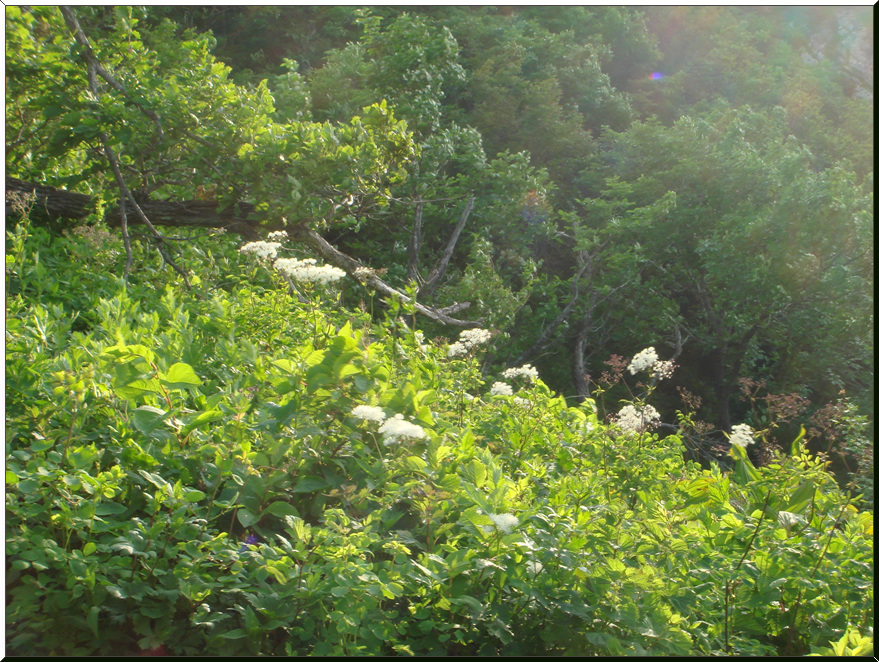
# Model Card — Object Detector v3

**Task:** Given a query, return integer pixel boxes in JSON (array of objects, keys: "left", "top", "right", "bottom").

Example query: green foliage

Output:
[
  {"left": 6, "top": 210, "right": 872, "bottom": 656},
  {"left": 5, "top": 9, "right": 873, "bottom": 654}
]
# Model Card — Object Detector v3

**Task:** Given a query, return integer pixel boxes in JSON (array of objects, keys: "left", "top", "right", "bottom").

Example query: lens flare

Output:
[{"left": 650, "top": 72, "right": 665, "bottom": 80}]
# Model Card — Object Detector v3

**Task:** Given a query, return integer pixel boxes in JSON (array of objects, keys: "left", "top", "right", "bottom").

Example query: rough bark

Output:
[
  {"left": 6, "top": 176, "right": 262, "bottom": 237},
  {"left": 6, "top": 177, "right": 97, "bottom": 224}
]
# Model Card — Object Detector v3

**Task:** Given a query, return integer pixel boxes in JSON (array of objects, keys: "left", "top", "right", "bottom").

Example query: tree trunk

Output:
[
  {"left": 6, "top": 176, "right": 262, "bottom": 237},
  {"left": 6, "top": 177, "right": 97, "bottom": 225}
]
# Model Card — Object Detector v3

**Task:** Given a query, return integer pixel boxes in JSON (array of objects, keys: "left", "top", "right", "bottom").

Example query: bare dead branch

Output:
[
  {"left": 287, "top": 223, "right": 482, "bottom": 328},
  {"left": 418, "top": 194, "right": 475, "bottom": 300},
  {"left": 406, "top": 197, "right": 425, "bottom": 284}
]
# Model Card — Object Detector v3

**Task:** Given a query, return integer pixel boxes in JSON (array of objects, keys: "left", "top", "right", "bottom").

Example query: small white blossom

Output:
[
  {"left": 266, "top": 230, "right": 288, "bottom": 242},
  {"left": 274, "top": 258, "right": 347, "bottom": 285},
  {"left": 351, "top": 405, "right": 386, "bottom": 423},
  {"left": 502, "top": 364, "right": 539, "bottom": 383},
  {"left": 353, "top": 266, "right": 375, "bottom": 281},
  {"left": 616, "top": 404, "right": 660, "bottom": 433},
  {"left": 448, "top": 328, "right": 492, "bottom": 357},
  {"left": 512, "top": 397, "right": 529, "bottom": 406},
  {"left": 729, "top": 423, "right": 755, "bottom": 448},
  {"left": 489, "top": 382, "right": 513, "bottom": 396},
  {"left": 628, "top": 347, "right": 659, "bottom": 375},
  {"left": 239, "top": 240, "right": 282, "bottom": 262},
  {"left": 378, "top": 414, "right": 427, "bottom": 443},
  {"left": 652, "top": 360, "right": 675, "bottom": 381},
  {"left": 488, "top": 513, "right": 519, "bottom": 535}
]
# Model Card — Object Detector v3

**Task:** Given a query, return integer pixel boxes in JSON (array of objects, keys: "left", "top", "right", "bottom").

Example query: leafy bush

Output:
[{"left": 6, "top": 222, "right": 872, "bottom": 656}]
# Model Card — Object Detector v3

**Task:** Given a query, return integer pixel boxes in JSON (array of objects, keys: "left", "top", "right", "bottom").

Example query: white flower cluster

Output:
[
  {"left": 378, "top": 414, "right": 427, "bottom": 445},
  {"left": 351, "top": 405, "right": 386, "bottom": 423},
  {"left": 628, "top": 347, "right": 659, "bottom": 375},
  {"left": 653, "top": 360, "right": 675, "bottom": 381},
  {"left": 489, "top": 381, "right": 513, "bottom": 396},
  {"left": 488, "top": 513, "right": 519, "bottom": 535},
  {"left": 729, "top": 423, "right": 755, "bottom": 448},
  {"left": 616, "top": 404, "right": 661, "bottom": 433},
  {"left": 447, "top": 328, "right": 492, "bottom": 357},
  {"left": 266, "top": 230, "right": 288, "bottom": 242},
  {"left": 353, "top": 266, "right": 375, "bottom": 281},
  {"left": 239, "top": 240, "right": 283, "bottom": 262},
  {"left": 274, "top": 257, "right": 347, "bottom": 285},
  {"left": 502, "top": 364, "right": 539, "bottom": 383}
]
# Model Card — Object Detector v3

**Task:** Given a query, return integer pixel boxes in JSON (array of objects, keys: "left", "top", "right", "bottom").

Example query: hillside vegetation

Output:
[{"left": 5, "top": 5, "right": 873, "bottom": 656}]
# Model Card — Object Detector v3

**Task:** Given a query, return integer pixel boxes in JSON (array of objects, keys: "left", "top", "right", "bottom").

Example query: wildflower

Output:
[
  {"left": 628, "top": 347, "right": 659, "bottom": 375},
  {"left": 266, "top": 230, "right": 288, "bottom": 242},
  {"left": 616, "top": 404, "right": 660, "bottom": 433},
  {"left": 502, "top": 364, "right": 539, "bottom": 383},
  {"left": 239, "top": 533, "right": 260, "bottom": 552},
  {"left": 239, "top": 240, "right": 282, "bottom": 262},
  {"left": 352, "top": 405, "right": 386, "bottom": 423},
  {"left": 489, "top": 382, "right": 513, "bottom": 396},
  {"left": 653, "top": 360, "right": 675, "bottom": 381},
  {"left": 378, "top": 414, "right": 427, "bottom": 444},
  {"left": 512, "top": 397, "right": 529, "bottom": 406},
  {"left": 488, "top": 513, "right": 519, "bottom": 535},
  {"left": 448, "top": 327, "right": 492, "bottom": 357},
  {"left": 274, "top": 257, "right": 346, "bottom": 285},
  {"left": 728, "top": 423, "right": 755, "bottom": 448},
  {"left": 353, "top": 266, "right": 375, "bottom": 281}
]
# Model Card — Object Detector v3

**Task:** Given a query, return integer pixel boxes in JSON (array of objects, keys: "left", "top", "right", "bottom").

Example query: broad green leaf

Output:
[
  {"left": 161, "top": 362, "right": 202, "bottom": 389},
  {"left": 237, "top": 508, "right": 261, "bottom": 528},
  {"left": 31, "top": 437, "right": 55, "bottom": 452},
  {"left": 264, "top": 501, "right": 299, "bottom": 518},
  {"left": 184, "top": 489, "right": 206, "bottom": 503},
  {"left": 132, "top": 405, "right": 167, "bottom": 434},
  {"left": 180, "top": 409, "right": 224, "bottom": 437},
  {"left": 115, "top": 378, "right": 164, "bottom": 399},
  {"left": 293, "top": 476, "right": 329, "bottom": 493}
]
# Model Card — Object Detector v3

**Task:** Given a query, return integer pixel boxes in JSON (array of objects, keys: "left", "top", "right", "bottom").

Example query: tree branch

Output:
[
  {"left": 60, "top": 6, "right": 190, "bottom": 287},
  {"left": 512, "top": 255, "right": 591, "bottom": 366},
  {"left": 418, "top": 194, "right": 475, "bottom": 300},
  {"left": 406, "top": 196, "right": 425, "bottom": 285},
  {"left": 286, "top": 223, "right": 482, "bottom": 328},
  {"left": 60, "top": 6, "right": 164, "bottom": 142}
]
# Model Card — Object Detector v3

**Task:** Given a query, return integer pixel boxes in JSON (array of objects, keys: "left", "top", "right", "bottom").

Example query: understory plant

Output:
[{"left": 6, "top": 221, "right": 873, "bottom": 655}]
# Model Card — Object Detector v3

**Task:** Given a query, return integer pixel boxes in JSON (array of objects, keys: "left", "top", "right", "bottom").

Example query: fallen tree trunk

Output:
[
  {"left": 6, "top": 176, "right": 97, "bottom": 224},
  {"left": 6, "top": 175, "right": 480, "bottom": 327},
  {"left": 6, "top": 176, "right": 263, "bottom": 238}
]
